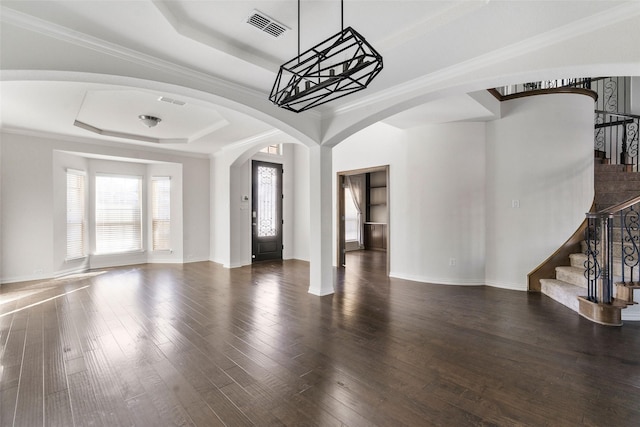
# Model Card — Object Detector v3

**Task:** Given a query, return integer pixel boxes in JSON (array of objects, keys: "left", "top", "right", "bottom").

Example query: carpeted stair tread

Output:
[
  {"left": 555, "top": 266, "right": 587, "bottom": 288},
  {"left": 540, "top": 279, "right": 584, "bottom": 312}
]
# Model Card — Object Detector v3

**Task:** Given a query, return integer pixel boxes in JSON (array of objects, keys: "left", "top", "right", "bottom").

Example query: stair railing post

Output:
[
  {"left": 602, "top": 213, "right": 613, "bottom": 304},
  {"left": 585, "top": 213, "right": 601, "bottom": 302},
  {"left": 585, "top": 212, "right": 613, "bottom": 303}
]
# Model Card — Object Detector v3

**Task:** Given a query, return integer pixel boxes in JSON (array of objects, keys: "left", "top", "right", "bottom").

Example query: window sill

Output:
[{"left": 93, "top": 249, "right": 146, "bottom": 256}]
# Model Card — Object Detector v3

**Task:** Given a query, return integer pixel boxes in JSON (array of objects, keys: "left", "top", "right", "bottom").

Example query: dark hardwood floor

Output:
[{"left": 1, "top": 250, "right": 640, "bottom": 426}]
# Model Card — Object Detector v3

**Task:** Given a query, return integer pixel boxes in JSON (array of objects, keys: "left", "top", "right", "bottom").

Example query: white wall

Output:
[
  {"left": 631, "top": 76, "right": 640, "bottom": 116},
  {"left": 0, "top": 138, "right": 3, "bottom": 280},
  {"left": 213, "top": 141, "right": 300, "bottom": 268},
  {"left": 231, "top": 144, "right": 296, "bottom": 266},
  {"left": 334, "top": 121, "right": 487, "bottom": 285},
  {"left": 292, "top": 144, "right": 310, "bottom": 262},
  {"left": 1, "top": 132, "right": 209, "bottom": 283},
  {"left": 485, "top": 93, "right": 594, "bottom": 290},
  {"left": 1, "top": 134, "right": 55, "bottom": 282}
]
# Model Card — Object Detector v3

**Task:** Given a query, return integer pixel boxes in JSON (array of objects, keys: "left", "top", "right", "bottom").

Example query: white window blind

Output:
[
  {"left": 151, "top": 177, "right": 171, "bottom": 251},
  {"left": 66, "top": 170, "right": 86, "bottom": 259},
  {"left": 95, "top": 175, "right": 142, "bottom": 254}
]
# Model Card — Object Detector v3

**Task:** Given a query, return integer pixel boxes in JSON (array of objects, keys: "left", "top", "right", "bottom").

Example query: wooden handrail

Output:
[
  {"left": 596, "top": 194, "right": 640, "bottom": 215},
  {"left": 489, "top": 87, "right": 598, "bottom": 102},
  {"left": 594, "top": 110, "right": 640, "bottom": 120}
]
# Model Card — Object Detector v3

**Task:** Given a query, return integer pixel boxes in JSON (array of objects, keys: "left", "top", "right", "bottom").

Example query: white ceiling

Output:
[{"left": 1, "top": 1, "right": 639, "bottom": 154}]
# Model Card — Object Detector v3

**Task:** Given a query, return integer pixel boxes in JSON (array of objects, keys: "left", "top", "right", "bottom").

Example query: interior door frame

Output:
[
  {"left": 337, "top": 165, "right": 390, "bottom": 275},
  {"left": 251, "top": 160, "right": 283, "bottom": 262}
]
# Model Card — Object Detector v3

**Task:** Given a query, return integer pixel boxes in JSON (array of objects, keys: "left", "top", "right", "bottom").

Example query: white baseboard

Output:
[
  {"left": 183, "top": 257, "right": 210, "bottom": 264},
  {"left": 389, "top": 271, "right": 484, "bottom": 286},
  {"left": 147, "top": 258, "right": 184, "bottom": 264},
  {"left": 484, "top": 280, "right": 527, "bottom": 291},
  {"left": 55, "top": 266, "right": 89, "bottom": 278},
  {"left": 1, "top": 272, "right": 51, "bottom": 285},
  {"left": 622, "top": 313, "right": 640, "bottom": 321}
]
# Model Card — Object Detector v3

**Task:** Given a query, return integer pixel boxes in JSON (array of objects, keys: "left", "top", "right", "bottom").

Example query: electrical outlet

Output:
[
  {"left": 511, "top": 199, "right": 520, "bottom": 208},
  {"left": 449, "top": 258, "right": 456, "bottom": 267}
]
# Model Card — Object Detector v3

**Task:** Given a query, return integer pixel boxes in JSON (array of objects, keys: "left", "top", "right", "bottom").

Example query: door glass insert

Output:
[{"left": 257, "top": 165, "right": 278, "bottom": 237}]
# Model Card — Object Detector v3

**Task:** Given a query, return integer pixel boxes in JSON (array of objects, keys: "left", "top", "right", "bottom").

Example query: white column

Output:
[{"left": 308, "top": 144, "right": 335, "bottom": 296}]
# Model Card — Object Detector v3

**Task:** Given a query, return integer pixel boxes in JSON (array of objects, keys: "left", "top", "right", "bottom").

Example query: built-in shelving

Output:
[{"left": 365, "top": 171, "right": 387, "bottom": 251}]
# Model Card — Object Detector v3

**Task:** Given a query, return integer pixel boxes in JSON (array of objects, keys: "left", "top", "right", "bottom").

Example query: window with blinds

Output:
[
  {"left": 66, "top": 169, "right": 86, "bottom": 259},
  {"left": 151, "top": 177, "right": 171, "bottom": 251},
  {"left": 95, "top": 174, "right": 142, "bottom": 254}
]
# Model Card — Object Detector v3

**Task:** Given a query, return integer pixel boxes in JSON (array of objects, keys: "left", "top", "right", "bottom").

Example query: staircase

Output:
[
  {"left": 540, "top": 163, "right": 640, "bottom": 325},
  {"left": 540, "top": 233, "right": 639, "bottom": 326},
  {"left": 497, "top": 76, "right": 640, "bottom": 325}
]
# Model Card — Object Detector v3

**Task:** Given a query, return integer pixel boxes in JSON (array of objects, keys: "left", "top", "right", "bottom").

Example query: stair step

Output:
[
  {"left": 580, "top": 241, "right": 640, "bottom": 264},
  {"left": 540, "top": 279, "right": 584, "bottom": 312},
  {"left": 612, "top": 298, "right": 636, "bottom": 308},
  {"left": 595, "top": 163, "right": 626, "bottom": 172},
  {"left": 569, "top": 253, "right": 586, "bottom": 268},
  {"left": 616, "top": 281, "right": 640, "bottom": 289},
  {"left": 555, "top": 266, "right": 587, "bottom": 288},
  {"left": 570, "top": 252, "right": 638, "bottom": 278},
  {"left": 614, "top": 282, "right": 640, "bottom": 305}
]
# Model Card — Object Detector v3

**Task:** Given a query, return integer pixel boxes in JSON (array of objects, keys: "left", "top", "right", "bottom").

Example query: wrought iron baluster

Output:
[
  {"left": 584, "top": 215, "right": 602, "bottom": 302},
  {"left": 623, "top": 206, "right": 640, "bottom": 283}
]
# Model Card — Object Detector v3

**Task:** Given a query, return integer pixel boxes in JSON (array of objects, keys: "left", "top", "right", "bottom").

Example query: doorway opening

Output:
[
  {"left": 252, "top": 160, "right": 283, "bottom": 262},
  {"left": 337, "top": 165, "right": 389, "bottom": 275}
]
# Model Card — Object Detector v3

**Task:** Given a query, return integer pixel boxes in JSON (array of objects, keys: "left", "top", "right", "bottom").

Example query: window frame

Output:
[
  {"left": 151, "top": 176, "right": 171, "bottom": 251},
  {"left": 94, "top": 173, "right": 143, "bottom": 255},
  {"left": 66, "top": 169, "right": 87, "bottom": 261}
]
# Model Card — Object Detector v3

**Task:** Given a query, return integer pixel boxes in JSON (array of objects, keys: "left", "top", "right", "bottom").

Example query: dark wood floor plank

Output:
[
  {"left": 151, "top": 357, "right": 222, "bottom": 426},
  {"left": 67, "top": 370, "right": 106, "bottom": 427},
  {"left": 3, "top": 252, "right": 640, "bottom": 426},
  {"left": 13, "top": 307, "right": 45, "bottom": 427},
  {"left": 43, "top": 301, "right": 68, "bottom": 397},
  {"left": 45, "top": 389, "right": 75, "bottom": 427},
  {"left": 0, "top": 386, "right": 19, "bottom": 427}
]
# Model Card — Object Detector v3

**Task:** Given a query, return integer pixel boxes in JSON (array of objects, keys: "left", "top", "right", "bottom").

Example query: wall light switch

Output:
[{"left": 511, "top": 199, "right": 520, "bottom": 208}]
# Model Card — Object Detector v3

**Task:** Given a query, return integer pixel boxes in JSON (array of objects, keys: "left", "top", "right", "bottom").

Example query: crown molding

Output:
[
  {"left": 0, "top": 5, "right": 269, "bottom": 105},
  {"left": 330, "top": 1, "right": 640, "bottom": 116},
  {"left": 151, "top": 0, "right": 280, "bottom": 72},
  {"left": 0, "top": 126, "right": 212, "bottom": 159}
]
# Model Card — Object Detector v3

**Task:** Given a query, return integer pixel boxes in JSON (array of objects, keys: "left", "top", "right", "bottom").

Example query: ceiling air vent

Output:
[
  {"left": 246, "top": 10, "right": 289, "bottom": 38},
  {"left": 158, "top": 96, "right": 186, "bottom": 106}
]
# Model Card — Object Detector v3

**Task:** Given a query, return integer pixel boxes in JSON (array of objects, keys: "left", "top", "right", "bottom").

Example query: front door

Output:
[{"left": 252, "top": 161, "right": 283, "bottom": 262}]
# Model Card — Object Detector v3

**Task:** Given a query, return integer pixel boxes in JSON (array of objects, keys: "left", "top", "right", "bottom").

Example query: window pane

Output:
[
  {"left": 345, "top": 189, "right": 359, "bottom": 241},
  {"left": 260, "top": 144, "right": 281, "bottom": 155},
  {"left": 152, "top": 177, "right": 171, "bottom": 251},
  {"left": 66, "top": 171, "right": 86, "bottom": 259},
  {"left": 257, "top": 165, "right": 277, "bottom": 237},
  {"left": 95, "top": 175, "right": 142, "bottom": 254}
]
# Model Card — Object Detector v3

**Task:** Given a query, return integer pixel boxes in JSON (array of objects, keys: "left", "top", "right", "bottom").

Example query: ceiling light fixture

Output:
[
  {"left": 269, "top": 0, "right": 383, "bottom": 113},
  {"left": 138, "top": 115, "right": 162, "bottom": 128}
]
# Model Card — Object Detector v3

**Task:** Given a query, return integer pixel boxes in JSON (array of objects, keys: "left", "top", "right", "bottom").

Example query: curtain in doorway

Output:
[{"left": 346, "top": 175, "right": 364, "bottom": 246}]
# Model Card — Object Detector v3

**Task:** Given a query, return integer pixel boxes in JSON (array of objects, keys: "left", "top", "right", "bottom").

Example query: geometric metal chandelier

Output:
[{"left": 269, "top": 1, "right": 383, "bottom": 113}]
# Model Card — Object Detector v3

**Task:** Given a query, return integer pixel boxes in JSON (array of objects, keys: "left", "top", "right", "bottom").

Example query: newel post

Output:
[{"left": 585, "top": 212, "right": 613, "bottom": 303}]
